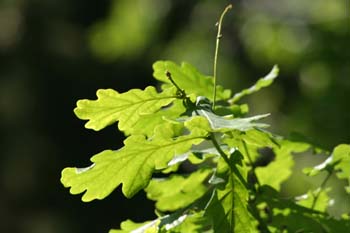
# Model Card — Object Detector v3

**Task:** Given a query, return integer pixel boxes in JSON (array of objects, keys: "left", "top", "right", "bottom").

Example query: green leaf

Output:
[
  {"left": 257, "top": 186, "right": 350, "bottom": 233},
  {"left": 189, "top": 96, "right": 269, "bottom": 132},
  {"left": 74, "top": 86, "right": 177, "bottom": 132},
  {"left": 145, "top": 169, "right": 212, "bottom": 212},
  {"left": 161, "top": 212, "right": 213, "bottom": 233},
  {"left": 302, "top": 156, "right": 333, "bottom": 177},
  {"left": 109, "top": 219, "right": 159, "bottom": 233},
  {"left": 255, "top": 140, "right": 310, "bottom": 191},
  {"left": 295, "top": 188, "right": 331, "bottom": 212},
  {"left": 332, "top": 144, "right": 350, "bottom": 179},
  {"left": 229, "top": 65, "right": 279, "bottom": 104},
  {"left": 303, "top": 144, "right": 350, "bottom": 190},
  {"left": 61, "top": 122, "right": 207, "bottom": 201},
  {"left": 111, "top": 212, "right": 211, "bottom": 233},
  {"left": 224, "top": 129, "right": 279, "bottom": 163},
  {"left": 153, "top": 61, "right": 231, "bottom": 101},
  {"left": 214, "top": 104, "right": 249, "bottom": 118},
  {"left": 124, "top": 99, "right": 186, "bottom": 137},
  {"left": 205, "top": 152, "right": 259, "bottom": 233},
  {"left": 328, "top": 144, "right": 350, "bottom": 192},
  {"left": 225, "top": 130, "right": 310, "bottom": 190},
  {"left": 168, "top": 147, "right": 224, "bottom": 166}
]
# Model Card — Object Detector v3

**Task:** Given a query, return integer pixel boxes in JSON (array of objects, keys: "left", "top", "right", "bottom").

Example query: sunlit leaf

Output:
[
  {"left": 153, "top": 61, "right": 231, "bottom": 101},
  {"left": 124, "top": 99, "right": 186, "bottom": 137},
  {"left": 61, "top": 122, "right": 207, "bottom": 201},
  {"left": 74, "top": 86, "right": 176, "bottom": 132}
]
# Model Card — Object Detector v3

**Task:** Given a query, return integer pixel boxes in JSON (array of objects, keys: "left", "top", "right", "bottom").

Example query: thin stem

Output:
[
  {"left": 311, "top": 171, "right": 332, "bottom": 210},
  {"left": 210, "top": 133, "right": 231, "bottom": 166},
  {"left": 212, "top": 4, "right": 232, "bottom": 109}
]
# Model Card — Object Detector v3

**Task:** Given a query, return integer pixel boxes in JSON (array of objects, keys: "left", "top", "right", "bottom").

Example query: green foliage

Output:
[
  {"left": 61, "top": 58, "right": 350, "bottom": 231},
  {"left": 74, "top": 86, "right": 177, "bottom": 132},
  {"left": 205, "top": 154, "right": 259, "bottom": 233},
  {"left": 153, "top": 61, "right": 231, "bottom": 101},
  {"left": 61, "top": 6, "right": 349, "bottom": 232},
  {"left": 145, "top": 169, "right": 212, "bottom": 212},
  {"left": 61, "top": 121, "right": 206, "bottom": 200}
]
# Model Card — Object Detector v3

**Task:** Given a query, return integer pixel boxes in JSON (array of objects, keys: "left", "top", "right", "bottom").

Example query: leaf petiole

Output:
[
  {"left": 210, "top": 133, "right": 231, "bottom": 166},
  {"left": 166, "top": 70, "right": 187, "bottom": 99}
]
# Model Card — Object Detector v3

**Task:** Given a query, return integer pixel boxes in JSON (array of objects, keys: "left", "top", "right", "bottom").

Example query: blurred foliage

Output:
[{"left": 0, "top": 0, "right": 349, "bottom": 232}]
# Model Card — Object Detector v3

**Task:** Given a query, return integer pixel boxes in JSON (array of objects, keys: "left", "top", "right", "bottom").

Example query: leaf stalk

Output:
[
  {"left": 212, "top": 4, "right": 232, "bottom": 109},
  {"left": 210, "top": 133, "right": 231, "bottom": 166},
  {"left": 166, "top": 70, "right": 187, "bottom": 99}
]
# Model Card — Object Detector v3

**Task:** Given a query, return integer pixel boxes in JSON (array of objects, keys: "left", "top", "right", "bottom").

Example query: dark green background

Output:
[{"left": 1, "top": 0, "right": 349, "bottom": 232}]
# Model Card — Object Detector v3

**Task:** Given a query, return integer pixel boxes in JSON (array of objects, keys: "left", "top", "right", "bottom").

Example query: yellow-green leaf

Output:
[
  {"left": 153, "top": 61, "right": 231, "bottom": 101},
  {"left": 74, "top": 86, "right": 176, "bottom": 132},
  {"left": 145, "top": 169, "right": 212, "bottom": 212},
  {"left": 61, "top": 123, "right": 207, "bottom": 201}
]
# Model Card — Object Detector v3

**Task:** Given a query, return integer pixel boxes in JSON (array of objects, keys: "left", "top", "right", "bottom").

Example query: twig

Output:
[{"left": 166, "top": 70, "right": 186, "bottom": 98}]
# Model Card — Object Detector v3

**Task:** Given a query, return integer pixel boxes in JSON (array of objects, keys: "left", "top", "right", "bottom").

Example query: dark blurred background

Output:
[{"left": 0, "top": 0, "right": 349, "bottom": 232}]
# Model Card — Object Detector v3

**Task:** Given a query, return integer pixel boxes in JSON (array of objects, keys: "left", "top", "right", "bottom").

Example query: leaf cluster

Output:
[{"left": 61, "top": 60, "right": 350, "bottom": 232}]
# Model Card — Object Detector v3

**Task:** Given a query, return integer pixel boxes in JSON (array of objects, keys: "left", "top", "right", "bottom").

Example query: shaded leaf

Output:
[
  {"left": 162, "top": 212, "right": 213, "bottom": 233},
  {"left": 225, "top": 131, "right": 310, "bottom": 190},
  {"left": 229, "top": 65, "right": 279, "bottom": 104},
  {"left": 61, "top": 122, "right": 207, "bottom": 201},
  {"left": 303, "top": 144, "right": 350, "bottom": 192},
  {"left": 257, "top": 186, "right": 350, "bottom": 233},
  {"left": 74, "top": 86, "right": 176, "bottom": 131},
  {"left": 109, "top": 219, "right": 158, "bottom": 233},
  {"left": 168, "top": 146, "right": 226, "bottom": 166},
  {"left": 145, "top": 169, "right": 212, "bottom": 212},
  {"left": 214, "top": 104, "right": 249, "bottom": 118},
  {"left": 303, "top": 155, "right": 333, "bottom": 177},
  {"left": 295, "top": 188, "right": 331, "bottom": 212},
  {"left": 205, "top": 152, "right": 259, "bottom": 233},
  {"left": 190, "top": 96, "right": 269, "bottom": 132},
  {"left": 224, "top": 129, "right": 279, "bottom": 164},
  {"left": 255, "top": 140, "right": 310, "bottom": 190}
]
